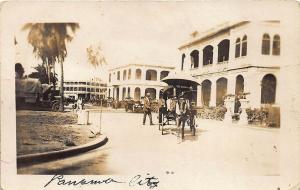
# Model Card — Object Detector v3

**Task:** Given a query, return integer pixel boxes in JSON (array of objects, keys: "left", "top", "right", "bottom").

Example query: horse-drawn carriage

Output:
[{"left": 159, "top": 73, "right": 199, "bottom": 139}]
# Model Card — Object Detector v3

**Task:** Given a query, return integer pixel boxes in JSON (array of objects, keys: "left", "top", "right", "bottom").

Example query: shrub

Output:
[
  {"left": 196, "top": 106, "right": 227, "bottom": 121},
  {"left": 246, "top": 108, "right": 269, "bottom": 124}
]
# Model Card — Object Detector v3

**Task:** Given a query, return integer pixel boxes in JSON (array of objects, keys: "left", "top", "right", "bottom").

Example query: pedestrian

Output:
[
  {"left": 143, "top": 93, "right": 154, "bottom": 125},
  {"left": 158, "top": 93, "right": 166, "bottom": 125},
  {"left": 176, "top": 97, "right": 188, "bottom": 128}
]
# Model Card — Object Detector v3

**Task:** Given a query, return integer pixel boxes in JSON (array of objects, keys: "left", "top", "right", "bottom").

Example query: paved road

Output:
[{"left": 17, "top": 112, "right": 280, "bottom": 189}]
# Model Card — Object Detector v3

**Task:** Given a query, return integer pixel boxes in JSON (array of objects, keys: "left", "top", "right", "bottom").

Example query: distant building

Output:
[
  {"left": 107, "top": 64, "right": 175, "bottom": 101},
  {"left": 179, "top": 21, "right": 281, "bottom": 111},
  {"left": 60, "top": 77, "right": 107, "bottom": 100}
]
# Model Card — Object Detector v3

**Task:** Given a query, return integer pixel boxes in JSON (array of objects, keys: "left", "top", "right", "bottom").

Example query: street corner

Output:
[{"left": 17, "top": 134, "right": 109, "bottom": 167}]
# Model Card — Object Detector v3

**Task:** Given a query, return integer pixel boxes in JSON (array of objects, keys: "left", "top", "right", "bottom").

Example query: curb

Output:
[{"left": 17, "top": 135, "right": 108, "bottom": 167}]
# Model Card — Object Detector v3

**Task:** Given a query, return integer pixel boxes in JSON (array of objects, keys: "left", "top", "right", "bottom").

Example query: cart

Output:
[{"left": 159, "top": 72, "right": 199, "bottom": 139}]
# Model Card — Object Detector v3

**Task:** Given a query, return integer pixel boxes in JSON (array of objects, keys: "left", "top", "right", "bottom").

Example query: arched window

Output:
[
  {"left": 261, "top": 74, "right": 276, "bottom": 104},
  {"left": 190, "top": 50, "right": 199, "bottom": 68},
  {"left": 216, "top": 77, "right": 228, "bottom": 106},
  {"left": 203, "top": 45, "right": 213, "bottom": 66},
  {"left": 235, "top": 38, "right": 241, "bottom": 58},
  {"left": 128, "top": 69, "right": 131, "bottom": 80},
  {"left": 181, "top": 53, "right": 186, "bottom": 71},
  {"left": 201, "top": 80, "right": 212, "bottom": 106},
  {"left": 109, "top": 73, "right": 111, "bottom": 82},
  {"left": 262, "top": 34, "right": 270, "bottom": 55},
  {"left": 117, "top": 71, "right": 120, "bottom": 80},
  {"left": 135, "top": 69, "right": 141, "bottom": 80},
  {"left": 108, "top": 89, "right": 111, "bottom": 97},
  {"left": 160, "top": 71, "right": 169, "bottom": 80},
  {"left": 134, "top": 87, "right": 141, "bottom": 100},
  {"left": 123, "top": 70, "right": 127, "bottom": 80},
  {"left": 146, "top": 70, "right": 157, "bottom": 81},
  {"left": 218, "top": 39, "right": 230, "bottom": 62},
  {"left": 272, "top": 35, "right": 280, "bottom": 55},
  {"left": 241, "top": 35, "right": 247, "bottom": 56}
]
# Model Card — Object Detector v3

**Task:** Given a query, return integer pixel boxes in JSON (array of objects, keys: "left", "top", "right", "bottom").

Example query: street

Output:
[{"left": 17, "top": 111, "right": 280, "bottom": 189}]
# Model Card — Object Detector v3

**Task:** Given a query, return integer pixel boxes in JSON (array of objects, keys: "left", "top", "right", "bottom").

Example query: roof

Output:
[
  {"left": 178, "top": 21, "right": 250, "bottom": 50},
  {"left": 108, "top": 63, "right": 175, "bottom": 71}
]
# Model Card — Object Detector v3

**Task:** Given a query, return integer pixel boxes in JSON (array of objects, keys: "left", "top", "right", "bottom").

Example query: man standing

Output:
[
  {"left": 176, "top": 97, "right": 189, "bottom": 138},
  {"left": 158, "top": 94, "right": 166, "bottom": 125},
  {"left": 143, "top": 93, "right": 154, "bottom": 125}
]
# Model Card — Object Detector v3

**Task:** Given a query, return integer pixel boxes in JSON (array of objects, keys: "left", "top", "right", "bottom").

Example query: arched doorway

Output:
[
  {"left": 261, "top": 74, "right": 276, "bottom": 104},
  {"left": 127, "top": 87, "right": 131, "bottom": 98},
  {"left": 134, "top": 87, "right": 141, "bottom": 101},
  {"left": 116, "top": 88, "right": 119, "bottom": 101},
  {"left": 234, "top": 75, "right": 244, "bottom": 113},
  {"left": 201, "top": 80, "right": 211, "bottom": 106},
  {"left": 216, "top": 77, "right": 228, "bottom": 106},
  {"left": 145, "top": 88, "right": 156, "bottom": 99},
  {"left": 122, "top": 87, "right": 126, "bottom": 100}
]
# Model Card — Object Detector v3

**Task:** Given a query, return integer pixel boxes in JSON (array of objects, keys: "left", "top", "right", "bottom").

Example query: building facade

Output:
[
  {"left": 61, "top": 77, "right": 107, "bottom": 100},
  {"left": 179, "top": 21, "right": 281, "bottom": 111},
  {"left": 107, "top": 64, "right": 175, "bottom": 101}
]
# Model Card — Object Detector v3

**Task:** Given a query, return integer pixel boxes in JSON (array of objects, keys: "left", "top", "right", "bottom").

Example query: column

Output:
[
  {"left": 198, "top": 49, "right": 203, "bottom": 70},
  {"left": 227, "top": 75, "right": 236, "bottom": 96},
  {"left": 245, "top": 72, "right": 261, "bottom": 108},
  {"left": 213, "top": 44, "right": 218, "bottom": 65},
  {"left": 196, "top": 85, "right": 202, "bottom": 107},
  {"left": 209, "top": 79, "right": 216, "bottom": 107},
  {"left": 156, "top": 87, "right": 160, "bottom": 100},
  {"left": 140, "top": 87, "right": 146, "bottom": 98},
  {"left": 130, "top": 86, "right": 135, "bottom": 99}
]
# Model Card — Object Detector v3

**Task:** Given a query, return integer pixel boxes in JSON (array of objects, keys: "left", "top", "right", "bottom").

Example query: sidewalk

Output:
[{"left": 17, "top": 110, "right": 102, "bottom": 156}]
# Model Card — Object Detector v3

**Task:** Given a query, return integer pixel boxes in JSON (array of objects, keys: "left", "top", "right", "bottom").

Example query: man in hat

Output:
[
  {"left": 143, "top": 92, "right": 154, "bottom": 125},
  {"left": 158, "top": 92, "right": 166, "bottom": 125}
]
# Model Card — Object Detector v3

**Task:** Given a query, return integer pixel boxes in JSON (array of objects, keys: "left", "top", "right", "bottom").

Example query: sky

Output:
[{"left": 14, "top": 1, "right": 294, "bottom": 82}]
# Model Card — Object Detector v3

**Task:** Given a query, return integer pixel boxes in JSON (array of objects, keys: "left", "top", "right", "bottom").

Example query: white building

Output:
[
  {"left": 107, "top": 64, "right": 175, "bottom": 101},
  {"left": 61, "top": 77, "right": 107, "bottom": 100},
  {"left": 179, "top": 21, "right": 281, "bottom": 112}
]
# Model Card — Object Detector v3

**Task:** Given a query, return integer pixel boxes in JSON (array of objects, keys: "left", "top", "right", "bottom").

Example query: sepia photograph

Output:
[{"left": 1, "top": 1, "right": 300, "bottom": 190}]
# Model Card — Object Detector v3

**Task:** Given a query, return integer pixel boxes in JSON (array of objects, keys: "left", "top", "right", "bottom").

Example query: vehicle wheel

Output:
[
  {"left": 52, "top": 102, "right": 59, "bottom": 112},
  {"left": 72, "top": 104, "right": 77, "bottom": 110}
]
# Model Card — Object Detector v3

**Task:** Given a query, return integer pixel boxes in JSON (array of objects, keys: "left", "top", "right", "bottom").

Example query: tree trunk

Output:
[
  {"left": 59, "top": 62, "right": 64, "bottom": 112},
  {"left": 53, "top": 63, "right": 56, "bottom": 90},
  {"left": 47, "top": 63, "right": 51, "bottom": 85}
]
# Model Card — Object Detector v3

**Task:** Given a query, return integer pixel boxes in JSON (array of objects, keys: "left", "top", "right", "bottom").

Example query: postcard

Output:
[{"left": 1, "top": 1, "right": 300, "bottom": 190}]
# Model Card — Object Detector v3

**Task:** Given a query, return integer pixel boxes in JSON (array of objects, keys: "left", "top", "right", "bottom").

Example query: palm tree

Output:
[
  {"left": 86, "top": 44, "right": 107, "bottom": 67},
  {"left": 23, "top": 23, "right": 79, "bottom": 111}
]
